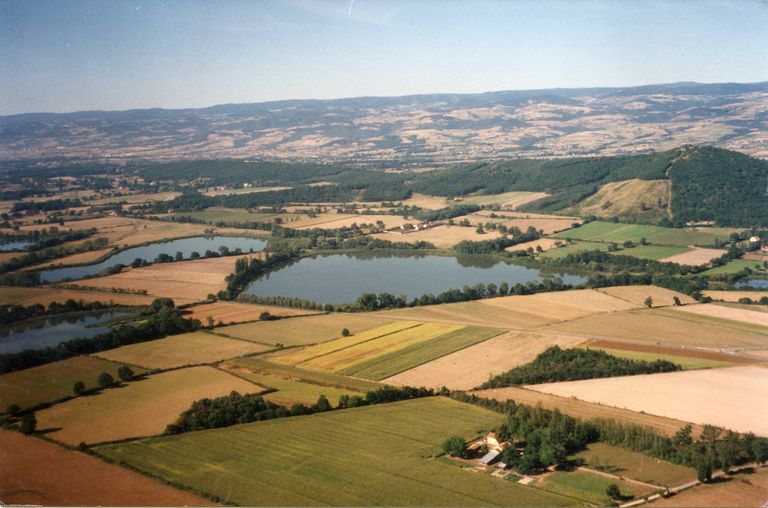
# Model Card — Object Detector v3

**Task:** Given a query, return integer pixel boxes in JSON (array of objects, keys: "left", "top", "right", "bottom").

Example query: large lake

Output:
[
  {"left": 0, "top": 310, "right": 130, "bottom": 354},
  {"left": 39, "top": 235, "right": 266, "bottom": 282},
  {"left": 243, "top": 252, "right": 586, "bottom": 304}
]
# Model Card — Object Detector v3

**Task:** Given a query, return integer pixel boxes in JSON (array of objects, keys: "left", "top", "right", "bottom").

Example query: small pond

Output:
[
  {"left": 0, "top": 310, "right": 131, "bottom": 354},
  {"left": 0, "top": 239, "right": 32, "bottom": 252},
  {"left": 734, "top": 278, "right": 768, "bottom": 289},
  {"left": 39, "top": 235, "right": 266, "bottom": 282},
  {"left": 243, "top": 252, "right": 587, "bottom": 304}
]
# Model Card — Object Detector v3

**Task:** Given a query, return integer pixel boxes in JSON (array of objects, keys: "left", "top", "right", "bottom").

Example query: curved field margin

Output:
[
  {"left": 0, "top": 429, "right": 213, "bottom": 506},
  {"left": 527, "top": 366, "right": 768, "bottom": 436}
]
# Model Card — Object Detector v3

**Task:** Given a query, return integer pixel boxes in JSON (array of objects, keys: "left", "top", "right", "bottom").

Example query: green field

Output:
[
  {"left": 224, "top": 370, "right": 361, "bottom": 408},
  {"left": 222, "top": 357, "right": 383, "bottom": 392},
  {"left": 587, "top": 346, "right": 735, "bottom": 370},
  {"left": 573, "top": 442, "right": 696, "bottom": 487},
  {"left": 551, "top": 222, "right": 669, "bottom": 244},
  {"left": 538, "top": 470, "right": 655, "bottom": 505},
  {"left": 213, "top": 313, "right": 396, "bottom": 346},
  {"left": 702, "top": 259, "right": 764, "bottom": 275},
  {"left": 538, "top": 241, "right": 614, "bottom": 259},
  {"left": 607, "top": 244, "right": 690, "bottom": 260},
  {"left": 551, "top": 221, "right": 739, "bottom": 247},
  {"left": 338, "top": 326, "right": 503, "bottom": 380},
  {"left": 170, "top": 207, "right": 283, "bottom": 225},
  {"left": 95, "top": 398, "right": 578, "bottom": 506},
  {"left": 0, "top": 356, "right": 148, "bottom": 410}
]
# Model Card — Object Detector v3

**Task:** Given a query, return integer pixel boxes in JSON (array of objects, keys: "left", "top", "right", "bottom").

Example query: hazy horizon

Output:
[{"left": 2, "top": 0, "right": 767, "bottom": 116}]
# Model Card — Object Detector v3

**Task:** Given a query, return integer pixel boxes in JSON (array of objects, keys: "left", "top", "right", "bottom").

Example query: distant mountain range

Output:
[{"left": 1, "top": 81, "right": 767, "bottom": 164}]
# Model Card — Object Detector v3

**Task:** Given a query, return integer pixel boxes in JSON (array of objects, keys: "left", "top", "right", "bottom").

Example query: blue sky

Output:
[{"left": 1, "top": 0, "right": 767, "bottom": 115}]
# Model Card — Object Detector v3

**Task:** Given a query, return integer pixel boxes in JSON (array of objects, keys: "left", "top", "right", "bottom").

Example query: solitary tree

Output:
[
  {"left": 314, "top": 395, "right": 332, "bottom": 412},
  {"left": 97, "top": 372, "right": 115, "bottom": 389},
  {"left": 6, "top": 404, "right": 21, "bottom": 417},
  {"left": 341, "top": 328, "right": 351, "bottom": 337},
  {"left": 20, "top": 412, "right": 36, "bottom": 435},
  {"left": 644, "top": 296, "right": 654, "bottom": 308},
  {"left": 117, "top": 366, "right": 135, "bottom": 382},
  {"left": 442, "top": 436, "right": 468, "bottom": 458},
  {"left": 605, "top": 483, "right": 622, "bottom": 500},
  {"left": 673, "top": 296, "right": 682, "bottom": 306},
  {"left": 73, "top": 381, "right": 86, "bottom": 395}
]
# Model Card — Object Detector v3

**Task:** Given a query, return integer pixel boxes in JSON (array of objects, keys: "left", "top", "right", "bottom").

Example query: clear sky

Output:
[{"left": 1, "top": 0, "right": 767, "bottom": 115}]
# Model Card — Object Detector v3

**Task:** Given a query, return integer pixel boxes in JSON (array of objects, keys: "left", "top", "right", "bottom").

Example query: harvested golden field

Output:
[
  {"left": 457, "top": 191, "right": 549, "bottom": 208},
  {"left": 576, "top": 179, "right": 670, "bottom": 221},
  {"left": 0, "top": 285, "right": 156, "bottom": 306},
  {"left": 654, "top": 467, "right": 768, "bottom": 507},
  {"left": 22, "top": 247, "right": 114, "bottom": 270},
  {"left": 528, "top": 366, "right": 768, "bottom": 436},
  {"left": 372, "top": 225, "right": 502, "bottom": 248},
  {"left": 89, "top": 191, "right": 181, "bottom": 205},
  {"left": 271, "top": 321, "right": 421, "bottom": 365},
  {"left": 703, "top": 290, "right": 768, "bottom": 302},
  {"left": 505, "top": 238, "right": 563, "bottom": 253},
  {"left": 0, "top": 430, "right": 213, "bottom": 507},
  {"left": 95, "top": 331, "right": 272, "bottom": 369},
  {"left": 398, "top": 193, "right": 449, "bottom": 209},
  {"left": 471, "top": 386, "right": 703, "bottom": 437},
  {"left": 384, "top": 330, "right": 587, "bottom": 390},
  {"left": 36, "top": 366, "right": 261, "bottom": 445},
  {"left": 596, "top": 285, "right": 696, "bottom": 307},
  {"left": 584, "top": 339, "right": 751, "bottom": 367},
  {"left": 503, "top": 217, "right": 580, "bottom": 235},
  {"left": 293, "top": 214, "right": 404, "bottom": 230},
  {"left": 382, "top": 289, "right": 635, "bottom": 329},
  {"left": 0, "top": 356, "right": 148, "bottom": 410},
  {"left": 214, "top": 313, "right": 395, "bottom": 346},
  {"left": 183, "top": 301, "right": 318, "bottom": 325},
  {"left": 672, "top": 303, "right": 768, "bottom": 327},
  {"left": 549, "top": 308, "right": 768, "bottom": 348},
  {"left": 71, "top": 256, "right": 248, "bottom": 304},
  {"left": 658, "top": 247, "right": 726, "bottom": 265},
  {"left": 299, "top": 322, "right": 463, "bottom": 373}
]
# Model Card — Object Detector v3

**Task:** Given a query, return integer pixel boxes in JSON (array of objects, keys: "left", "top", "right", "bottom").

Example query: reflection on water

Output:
[{"left": 245, "top": 252, "right": 586, "bottom": 304}]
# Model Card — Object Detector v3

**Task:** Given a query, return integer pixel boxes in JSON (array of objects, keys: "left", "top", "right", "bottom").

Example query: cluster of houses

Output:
[{"left": 748, "top": 236, "right": 768, "bottom": 254}]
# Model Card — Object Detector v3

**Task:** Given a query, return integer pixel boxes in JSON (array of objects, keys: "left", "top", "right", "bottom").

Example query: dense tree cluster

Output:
[
  {"left": 479, "top": 346, "right": 681, "bottom": 389},
  {"left": 11, "top": 198, "right": 82, "bottom": 213},
  {"left": 0, "top": 299, "right": 200, "bottom": 374},
  {"left": 455, "top": 226, "right": 541, "bottom": 254}
]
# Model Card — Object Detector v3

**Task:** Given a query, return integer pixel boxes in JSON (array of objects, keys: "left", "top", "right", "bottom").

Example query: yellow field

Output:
[
  {"left": 272, "top": 321, "right": 421, "bottom": 365},
  {"left": 72, "top": 256, "right": 250, "bottom": 304},
  {"left": 596, "top": 285, "right": 696, "bottom": 307},
  {"left": 505, "top": 238, "right": 562, "bottom": 253},
  {"left": 0, "top": 286, "right": 156, "bottom": 306},
  {"left": 292, "top": 214, "right": 403, "bottom": 230},
  {"left": 703, "top": 290, "right": 768, "bottom": 302},
  {"left": 658, "top": 247, "right": 726, "bottom": 266},
  {"left": 94, "top": 331, "right": 272, "bottom": 369},
  {"left": 372, "top": 225, "right": 503, "bottom": 248},
  {"left": 379, "top": 289, "right": 636, "bottom": 329},
  {"left": 470, "top": 386, "right": 703, "bottom": 437},
  {"left": 397, "top": 193, "right": 450, "bottom": 210},
  {"left": 504, "top": 217, "right": 579, "bottom": 235},
  {"left": 549, "top": 308, "right": 768, "bottom": 348},
  {"left": 528, "top": 366, "right": 768, "bottom": 436},
  {"left": 22, "top": 248, "right": 114, "bottom": 270},
  {"left": 89, "top": 191, "right": 182, "bottom": 206},
  {"left": 576, "top": 179, "right": 670, "bottom": 220},
  {"left": 36, "top": 366, "right": 262, "bottom": 445},
  {"left": 671, "top": 303, "right": 768, "bottom": 327},
  {"left": 456, "top": 191, "right": 549, "bottom": 208},
  {"left": 183, "top": 301, "right": 318, "bottom": 325},
  {"left": 384, "top": 330, "right": 587, "bottom": 390},
  {"left": 655, "top": 467, "right": 768, "bottom": 507},
  {"left": 213, "top": 313, "right": 395, "bottom": 346},
  {"left": 299, "top": 323, "right": 463, "bottom": 372}
]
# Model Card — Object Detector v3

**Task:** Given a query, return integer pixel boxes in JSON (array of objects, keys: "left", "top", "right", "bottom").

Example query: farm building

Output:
[{"left": 479, "top": 450, "right": 500, "bottom": 465}]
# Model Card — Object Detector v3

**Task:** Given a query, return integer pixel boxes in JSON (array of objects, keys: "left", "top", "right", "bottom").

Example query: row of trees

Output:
[
  {"left": 455, "top": 226, "right": 541, "bottom": 255},
  {"left": 166, "top": 385, "right": 438, "bottom": 435},
  {"left": 479, "top": 346, "right": 681, "bottom": 389},
  {"left": 0, "top": 299, "right": 116, "bottom": 326}
]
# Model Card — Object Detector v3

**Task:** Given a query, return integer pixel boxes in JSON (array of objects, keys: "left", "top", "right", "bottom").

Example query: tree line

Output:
[
  {"left": 479, "top": 346, "right": 681, "bottom": 389},
  {"left": 0, "top": 299, "right": 116, "bottom": 326}
]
